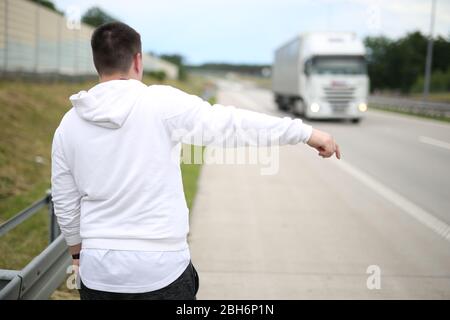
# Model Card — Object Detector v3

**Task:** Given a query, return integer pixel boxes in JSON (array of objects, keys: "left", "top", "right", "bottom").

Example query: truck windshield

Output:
[{"left": 307, "top": 56, "right": 366, "bottom": 75}]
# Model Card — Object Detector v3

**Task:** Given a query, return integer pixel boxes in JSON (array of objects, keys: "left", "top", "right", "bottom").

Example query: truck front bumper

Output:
[{"left": 305, "top": 101, "right": 367, "bottom": 119}]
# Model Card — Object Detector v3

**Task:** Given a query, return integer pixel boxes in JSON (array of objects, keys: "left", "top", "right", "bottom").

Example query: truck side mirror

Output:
[{"left": 304, "top": 60, "right": 311, "bottom": 76}]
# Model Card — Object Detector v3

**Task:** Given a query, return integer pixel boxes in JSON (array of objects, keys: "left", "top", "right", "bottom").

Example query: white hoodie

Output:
[{"left": 51, "top": 79, "right": 312, "bottom": 251}]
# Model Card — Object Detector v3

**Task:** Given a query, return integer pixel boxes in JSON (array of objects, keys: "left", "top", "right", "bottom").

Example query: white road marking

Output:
[
  {"left": 225, "top": 87, "right": 450, "bottom": 243},
  {"left": 335, "top": 160, "right": 450, "bottom": 243},
  {"left": 419, "top": 136, "right": 450, "bottom": 151}
]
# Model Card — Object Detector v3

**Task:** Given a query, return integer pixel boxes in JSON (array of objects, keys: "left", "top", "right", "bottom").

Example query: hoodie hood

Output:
[{"left": 70, "top": 79, "right": 147, "bottom": 129}]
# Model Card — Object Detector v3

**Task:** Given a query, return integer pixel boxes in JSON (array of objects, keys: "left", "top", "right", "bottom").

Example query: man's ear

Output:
[{"left": 134, "top": 53, "right": 143, "bottom": 74}]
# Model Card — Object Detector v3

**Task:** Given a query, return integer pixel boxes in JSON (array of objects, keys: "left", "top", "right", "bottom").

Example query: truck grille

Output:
[{"left": 323, "top": 87, "right": 355, "bottom": 111}]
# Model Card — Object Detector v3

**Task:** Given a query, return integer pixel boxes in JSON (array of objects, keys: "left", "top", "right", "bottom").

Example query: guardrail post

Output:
[
  {"left": 34, "top": 4, "right": 39, "bottom": 73},
  {"left": 3, "top": 0, "right": 8, "bottom": 73},
  {"left": 46, "top": 190, "right": 60, "bottom": 243},
  {"left": 0, "top": 193, "right": 70, "bottom": 300}
]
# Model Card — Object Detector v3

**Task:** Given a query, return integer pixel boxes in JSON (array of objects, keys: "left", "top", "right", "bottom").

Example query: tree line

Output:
[{"left": 365, "top": 31, "right": 450, "bottom": 94}]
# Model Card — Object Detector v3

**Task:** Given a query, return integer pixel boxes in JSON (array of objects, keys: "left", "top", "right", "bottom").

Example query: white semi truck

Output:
[{"left": 272, "top": 32, "right": 369, "bottom": 123}]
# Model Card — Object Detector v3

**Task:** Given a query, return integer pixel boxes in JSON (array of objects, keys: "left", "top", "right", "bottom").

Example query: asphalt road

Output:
[{"left": 189, "top": 79, "right": 450, "bottom": 299}]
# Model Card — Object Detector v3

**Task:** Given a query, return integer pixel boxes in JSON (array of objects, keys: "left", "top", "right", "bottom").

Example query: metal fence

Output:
[
  {"left": 0, "top": 0, "right": 178, "bottom": 78},
  {"left": 369, "top": 95, "right": 450, "bottom": 118},
  {"left": 0, "top": 192, "right": 71, "bottom": 300}
]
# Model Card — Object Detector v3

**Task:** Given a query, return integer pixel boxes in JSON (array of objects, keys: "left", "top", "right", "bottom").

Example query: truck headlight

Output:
[
  {"left": 358, "top": 103, "right": 367, "bottom": 112},
  {"left": 310, "top": 103, "right": 320, "bottom": 113}
]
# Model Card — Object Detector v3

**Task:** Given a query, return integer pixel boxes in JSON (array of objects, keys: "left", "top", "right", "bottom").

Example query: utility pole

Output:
[{"left": 423, "top": 0, "right": 437, "bottom": 102}]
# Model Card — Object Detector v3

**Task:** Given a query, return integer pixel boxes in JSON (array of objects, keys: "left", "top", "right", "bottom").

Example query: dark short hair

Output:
[{"left": 91, "top": 22, "right": 142, "bottom": 75}]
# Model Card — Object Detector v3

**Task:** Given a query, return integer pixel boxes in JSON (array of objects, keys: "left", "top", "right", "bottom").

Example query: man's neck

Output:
[{"left": 99, "top": 73, "right": 139, "bottom": 83}]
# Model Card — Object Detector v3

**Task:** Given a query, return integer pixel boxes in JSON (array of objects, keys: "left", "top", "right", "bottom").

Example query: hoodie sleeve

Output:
[
  {"left": 51, "top": 129, "right": 82, "bottom": 246},
  {"left": 159, "top": 86, "right": 313, "bottom": 147}
]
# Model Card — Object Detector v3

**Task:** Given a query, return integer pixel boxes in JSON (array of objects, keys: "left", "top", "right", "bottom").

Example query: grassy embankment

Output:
[{"left": 0, "top": 75, "right": 208, "bottom": 276}]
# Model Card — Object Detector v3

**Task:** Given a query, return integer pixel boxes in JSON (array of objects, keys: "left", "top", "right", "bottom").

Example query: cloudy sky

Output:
[{"left": 52, "top": 0, "right": 450, "bottom": 65}]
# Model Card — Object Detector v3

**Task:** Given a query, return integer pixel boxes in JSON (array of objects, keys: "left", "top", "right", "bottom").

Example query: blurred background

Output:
[{"left": 0, "top": 0, "right": 449, "bottom": 300}]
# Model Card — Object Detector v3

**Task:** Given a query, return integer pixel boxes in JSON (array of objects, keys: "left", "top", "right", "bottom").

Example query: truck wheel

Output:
[
  {"left": 276, "top": 101, "right": 286, "bottom": 111},
  {"left": 293, "top": 100, "right": 305, "bottom": 117},
  {"left": 274, "top": 95, "right": 288, "bottom": 111},
  {"left": 278, "top": 101, "right": 289, "bottom": 111}
]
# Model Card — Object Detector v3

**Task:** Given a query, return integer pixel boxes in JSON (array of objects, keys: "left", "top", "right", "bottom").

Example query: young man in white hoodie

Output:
[{"left": 51, "top": 22, "right": 340, "bottom": 300}]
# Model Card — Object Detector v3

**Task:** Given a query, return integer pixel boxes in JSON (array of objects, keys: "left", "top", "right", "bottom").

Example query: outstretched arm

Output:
[{"left": 160, "top": 86, "right": 340, "bottom": 158}]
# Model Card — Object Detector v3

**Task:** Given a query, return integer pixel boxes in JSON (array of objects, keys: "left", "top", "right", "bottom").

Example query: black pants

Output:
[{"left": 79, "top": 261, "right": 199, "bottom": 300}]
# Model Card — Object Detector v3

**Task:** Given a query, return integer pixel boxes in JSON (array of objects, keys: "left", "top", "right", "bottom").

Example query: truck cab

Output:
[{"left": 272, "top": 32, "right": 369, "bottom": 123}]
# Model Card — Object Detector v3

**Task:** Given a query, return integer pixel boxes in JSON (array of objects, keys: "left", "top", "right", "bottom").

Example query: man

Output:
[{"left": 51, "top": 22, "right": 340, "bottom": 300}]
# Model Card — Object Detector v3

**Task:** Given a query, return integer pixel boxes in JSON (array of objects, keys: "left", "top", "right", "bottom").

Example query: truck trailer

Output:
[{"left": 272, "top": 32, "right": 369, "bottom": 122}]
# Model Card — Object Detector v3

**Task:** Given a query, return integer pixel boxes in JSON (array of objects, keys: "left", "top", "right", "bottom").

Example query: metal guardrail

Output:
[
  {"left": 369, "top": 95, "right": 450, "bottom": 118},
  {"left": 0, "top": 192, "right": 71, "bottom": 300}
]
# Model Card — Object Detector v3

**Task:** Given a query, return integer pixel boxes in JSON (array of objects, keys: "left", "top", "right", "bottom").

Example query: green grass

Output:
[
  {"left": 181, "top": 146, "right": 204, "bottom": 210},
  {"left": 0, "top": 74, "right": 210, "bottom": 273}
]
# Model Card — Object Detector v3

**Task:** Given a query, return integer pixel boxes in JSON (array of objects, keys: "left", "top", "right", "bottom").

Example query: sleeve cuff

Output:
[
  {"left": 300, "top": 123, "right": 313, "bottom": 143},
  {"left": 65, "top": 233, "right": 82, "bottom": 246}
]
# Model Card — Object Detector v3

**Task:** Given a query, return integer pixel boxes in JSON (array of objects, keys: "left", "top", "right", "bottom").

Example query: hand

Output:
[
  {"left": 72, "top": 259, "right": 80, "bottom": 267},
  {"left": 69, "top": 243, "right": 81, "bottom": 267},
  {"left": 307, "top": 128, "right": 341, "bottom": 159}
]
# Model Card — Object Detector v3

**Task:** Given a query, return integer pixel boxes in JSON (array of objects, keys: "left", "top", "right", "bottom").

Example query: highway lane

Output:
[
  {"left": 232, "top": 83, "right": 450, "bottom": 225},
  {"left": 189, "top": 79, "right": 450, "bottom": 299}
]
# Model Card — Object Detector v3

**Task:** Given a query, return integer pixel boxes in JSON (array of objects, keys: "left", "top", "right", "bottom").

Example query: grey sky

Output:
[{"left": 52, "top": 0, "right": 450, "bottom": 64}]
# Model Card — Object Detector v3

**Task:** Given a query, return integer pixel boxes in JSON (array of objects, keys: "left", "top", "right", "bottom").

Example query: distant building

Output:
[{"left": 0, "top": 0, "right": 178, "bottom": 79}]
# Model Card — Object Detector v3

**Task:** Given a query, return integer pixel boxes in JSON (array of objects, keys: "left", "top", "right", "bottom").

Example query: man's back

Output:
[{"left": 53, "top": 80, "right": 190, "bottom": 251}]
